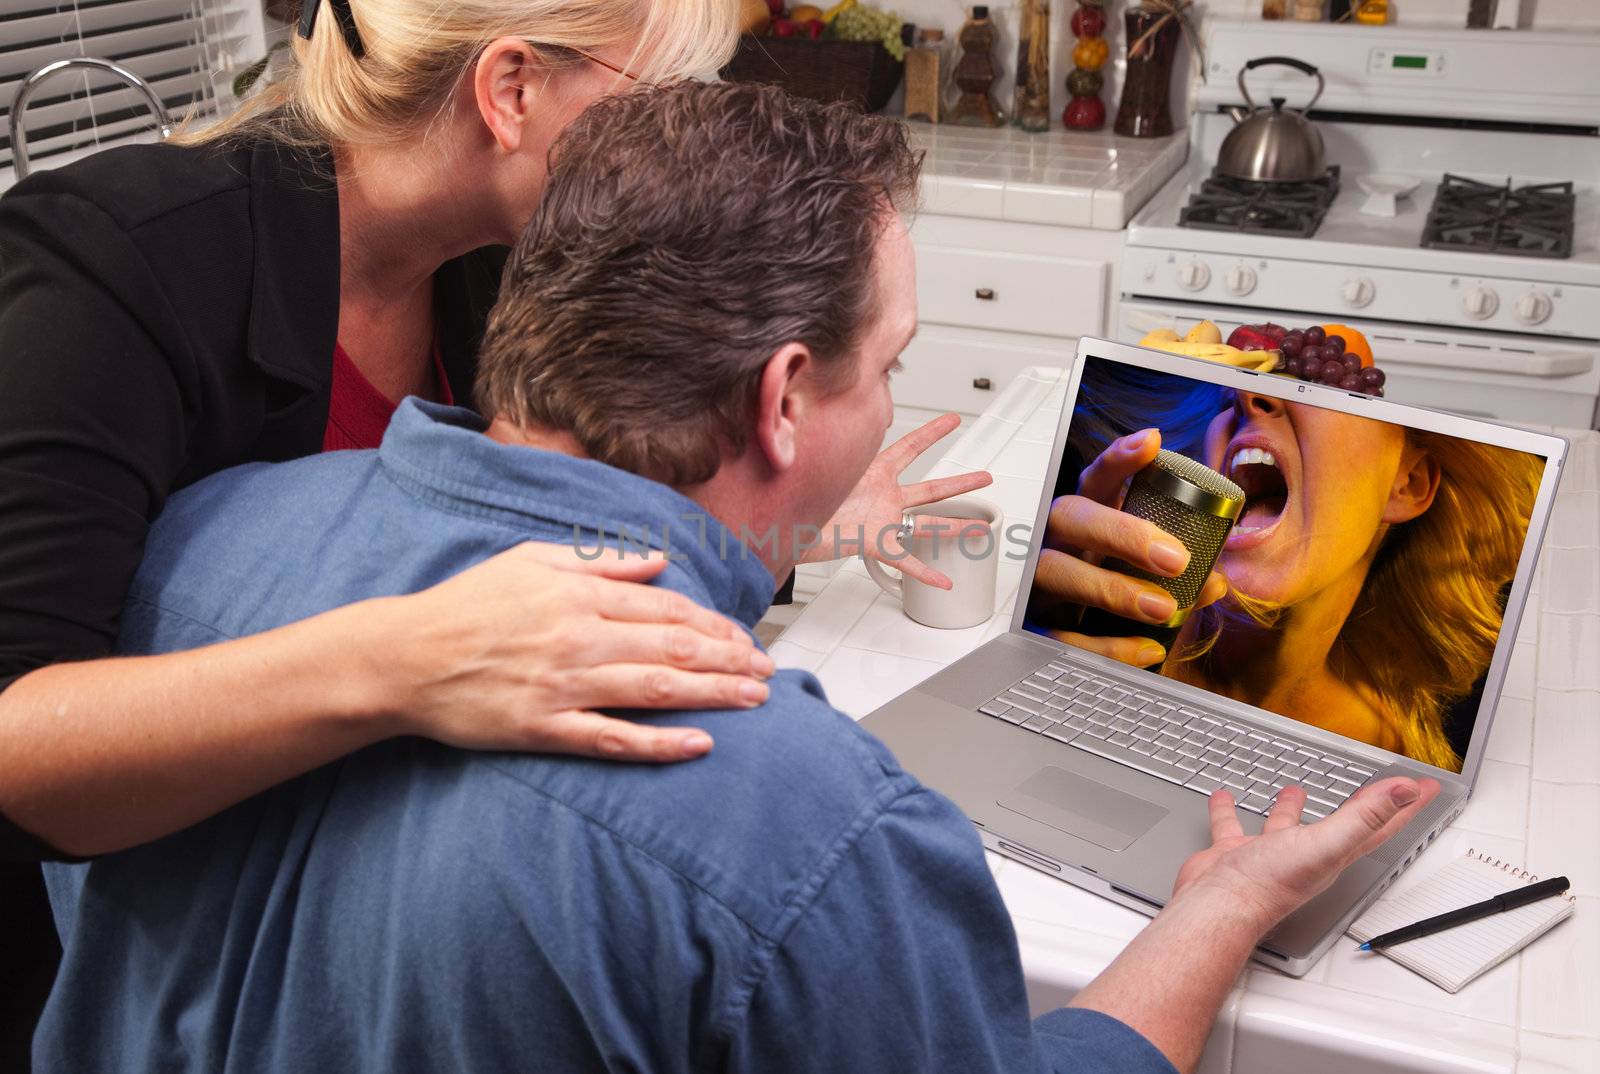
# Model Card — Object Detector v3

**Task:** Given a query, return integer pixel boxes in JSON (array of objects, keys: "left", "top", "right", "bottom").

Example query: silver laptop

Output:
[{"left": 862, "top": 337, "right": 1567, "bottom": 976}]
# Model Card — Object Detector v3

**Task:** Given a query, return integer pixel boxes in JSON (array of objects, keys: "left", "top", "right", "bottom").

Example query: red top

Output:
[{"left": 322, "top": 341, "right": 454, "bottom": 452}]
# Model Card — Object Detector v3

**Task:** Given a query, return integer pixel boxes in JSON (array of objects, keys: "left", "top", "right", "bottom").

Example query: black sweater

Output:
[{"left": 0, "top": 137, "right": 507, "bottom": 860}]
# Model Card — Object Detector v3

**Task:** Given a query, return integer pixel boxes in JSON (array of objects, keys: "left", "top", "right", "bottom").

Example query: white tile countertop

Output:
[
  {"left": 909, "top": 124, "right": 1188, "bottom": 230},
  {"left": 767, "top": 368, "right": 1600, "bottom": 1074}
]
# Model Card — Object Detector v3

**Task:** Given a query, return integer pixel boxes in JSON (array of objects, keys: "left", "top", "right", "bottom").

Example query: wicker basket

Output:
[{"left": 720, "top": 35, "right": 904, "bottom": 113}]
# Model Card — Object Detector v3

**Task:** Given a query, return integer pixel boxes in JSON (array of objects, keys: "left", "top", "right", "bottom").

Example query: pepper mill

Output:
[{"left": 947, "top": 5, "right": 1002, "bottom": 127}]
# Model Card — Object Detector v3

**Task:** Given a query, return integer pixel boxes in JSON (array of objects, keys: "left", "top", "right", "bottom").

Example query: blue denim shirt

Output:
[{"left": 39, "top": 400, "right": 1175, "bottom": 1074}]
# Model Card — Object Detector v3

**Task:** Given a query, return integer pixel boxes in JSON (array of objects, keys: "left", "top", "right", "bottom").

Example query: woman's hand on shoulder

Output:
[{"left": 360, "top": 543, "right": 774, "bottom": 763}]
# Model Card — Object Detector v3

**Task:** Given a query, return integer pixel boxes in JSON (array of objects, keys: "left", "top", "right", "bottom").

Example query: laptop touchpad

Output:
[{"left": 997, "top": 766, "right": 1168, "bottom": 852}]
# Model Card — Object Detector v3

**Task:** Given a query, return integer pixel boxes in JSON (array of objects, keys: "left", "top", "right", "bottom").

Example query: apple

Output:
[
  {"left": 772, "top": 17, "right": 799, "bottom": 36},
  {"left": 1226, "top": 324, "right": 1284, "bottom": 352}
]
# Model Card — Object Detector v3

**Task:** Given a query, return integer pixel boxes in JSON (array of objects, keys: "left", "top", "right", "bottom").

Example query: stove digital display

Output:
[{"left": 1391, "top": 54, "right": 1428, "bottom": 70}]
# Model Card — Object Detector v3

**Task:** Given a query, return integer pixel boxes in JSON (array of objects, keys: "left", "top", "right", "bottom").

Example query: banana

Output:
[
  {"left": 1138, "top": 335, "right": 1280, "bottom": 373},
  {"left": 821, "top": 0, "right": 856, "bottom": 23},
  {"left": 1185, "top": 320, "right": 1222, "bottom": 345}
]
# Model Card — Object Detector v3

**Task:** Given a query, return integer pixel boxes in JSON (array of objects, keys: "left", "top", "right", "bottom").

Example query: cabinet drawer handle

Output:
[
  {"left": 974, "top": 287, "right": 996, "bottom": 301},
  {"left": 972, "top": 377, "right": 993, "bottom": 391}
]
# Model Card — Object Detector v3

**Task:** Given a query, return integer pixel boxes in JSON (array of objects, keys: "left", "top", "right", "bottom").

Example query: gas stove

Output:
[
  {"left": 1421, "top": 175, "right": 1576, "bottom": 259},
  {"left": 1121, "top": 21, "right": 1600, "bottom": 428},
  {"left": 1178, "top": 168, "right": 1340, "bottom": 239}
]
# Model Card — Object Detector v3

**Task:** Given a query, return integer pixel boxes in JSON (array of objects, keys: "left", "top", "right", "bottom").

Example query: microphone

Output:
[{"left": 1076, "top": 449, "right": 1245, "bottom": 663}]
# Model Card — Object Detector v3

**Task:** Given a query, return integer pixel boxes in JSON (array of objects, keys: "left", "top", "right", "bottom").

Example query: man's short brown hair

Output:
[{"left": 474, "top": 80, "right": 921, "bottom": 486}]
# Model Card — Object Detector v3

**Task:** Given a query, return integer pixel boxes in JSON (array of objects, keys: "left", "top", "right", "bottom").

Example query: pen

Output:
[{"left": 1358, "top": 876, "right": 1571, "bottom": 951}]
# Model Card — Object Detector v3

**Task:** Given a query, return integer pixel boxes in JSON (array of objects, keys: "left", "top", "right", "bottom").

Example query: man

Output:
[{"left": 38, "top": 82, "right": 1437, "bottom": 1073}]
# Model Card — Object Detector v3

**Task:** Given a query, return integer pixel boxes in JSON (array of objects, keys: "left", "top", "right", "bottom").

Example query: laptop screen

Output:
[{"left": 1021, "top": 353, "right": 1550, "bottom": 775}]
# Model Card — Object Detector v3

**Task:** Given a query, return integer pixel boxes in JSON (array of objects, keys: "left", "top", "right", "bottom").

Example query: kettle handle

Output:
[{"left": 1237, "top": 56, "right": 1325, "bottom": 115}]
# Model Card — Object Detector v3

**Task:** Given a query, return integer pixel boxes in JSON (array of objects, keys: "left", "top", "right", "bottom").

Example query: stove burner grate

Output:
[
  {"left": 1177, "top": 167, "right": 1341, "bottom": 238},
  {"left": 1420, "top": 175, "right": 1574, "bottom": 259}
]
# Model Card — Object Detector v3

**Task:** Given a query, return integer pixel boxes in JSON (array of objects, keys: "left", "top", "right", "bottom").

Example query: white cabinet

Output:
[
  {"left": 902, "top": 212, "right": 1124, "bottom": 416},
  {"left": 896, "top": 324, "right": 1073, "bottom": 415},
  {"left": 915, "top": 246, "right": 1107, "bottom": 338}
]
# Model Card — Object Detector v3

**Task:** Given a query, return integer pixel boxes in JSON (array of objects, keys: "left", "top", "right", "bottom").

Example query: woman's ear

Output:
[
  {"left": 473, "top": 37, "right": 541, "bottom": 153},
  {"left": 753, "top": 343, "right": 814, "bottom": 474},
  {"left": 1383, "top": 446, "right": 1441, "bottom": 524}
]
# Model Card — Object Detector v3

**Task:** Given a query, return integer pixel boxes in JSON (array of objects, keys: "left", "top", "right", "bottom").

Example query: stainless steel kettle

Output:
[{"left": 1217, "top": 56, "right": 1326, "bottom": 184}]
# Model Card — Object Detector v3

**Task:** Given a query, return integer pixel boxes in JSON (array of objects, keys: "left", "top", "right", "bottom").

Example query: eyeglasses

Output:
[{"left": 565, "top": 45, "right": 643, "bottom": 84}]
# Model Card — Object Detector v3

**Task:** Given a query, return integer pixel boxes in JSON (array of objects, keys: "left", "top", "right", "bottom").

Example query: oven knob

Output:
[
  {"left": 1340, "top": 276, "right": 1376, "bottom": 308},
  {"left": 1175, "top": 260, "right": 1211, "bottom": 292},
  {"left": 1462, "top": 286, "right": 1500, "bottom": 320},
  {"left": 1514, "top": 291, "right": 1553, "bottom": 326},
  {"left": 1225, "top": 265, "right": 1257, "bottom": 297}
]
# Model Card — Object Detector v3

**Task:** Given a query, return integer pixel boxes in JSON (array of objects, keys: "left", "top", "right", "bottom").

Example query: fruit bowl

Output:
[
  {"left": 1139, "top": 321, "right": 1388, "bottom": 397},
  {"left": 720, "top": 35, "right": 904, "bottom": 112}
]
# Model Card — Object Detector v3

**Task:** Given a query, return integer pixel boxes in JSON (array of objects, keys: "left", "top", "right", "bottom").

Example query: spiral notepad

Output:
[{"left": 1348, "top": 849, "right": 1576, "bottom": 993}]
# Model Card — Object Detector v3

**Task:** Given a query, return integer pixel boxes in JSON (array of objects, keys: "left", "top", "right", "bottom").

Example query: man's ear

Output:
[
  {"left": 753, "top": 343, "right": 814, "bottom": 474},
  {"left": 473, "top": 37, "right": 541, "bottom": 154},
  {"left": 1382, "top": 446, "right": 1441, "bottom": 524}
]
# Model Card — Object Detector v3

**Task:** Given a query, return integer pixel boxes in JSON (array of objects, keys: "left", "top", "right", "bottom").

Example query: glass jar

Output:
[
  {"left": 1114, "top": 4, "right": 1181, "bottom": 138},
  {"left": 1012, "top": 0, "right": 1051, "bottom": 132}
]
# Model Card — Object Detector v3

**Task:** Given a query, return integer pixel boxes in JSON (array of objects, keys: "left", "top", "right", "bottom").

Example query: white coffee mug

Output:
[{"left": 863, "top": 496, "right": 1001, "bottom": 630}]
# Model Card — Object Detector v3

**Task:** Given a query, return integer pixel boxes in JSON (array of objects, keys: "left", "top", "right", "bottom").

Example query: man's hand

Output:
[
  {"left": 1068, "top": 775, "right": 1441, "bottom": 1073},
  {"left": 1031, "top": 429, "right": 1228, "bottom": 667},
  {"left": 801, "top": 413, "right": 992, "bottom": 588},
  {"left": 1174, "top": 778, "right": 1442, "bottom": 933}
]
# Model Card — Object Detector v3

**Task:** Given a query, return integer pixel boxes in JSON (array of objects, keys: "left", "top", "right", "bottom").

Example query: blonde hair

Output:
[
  {"left": 178, "top": 0, "right": 739, "bottom": 149},
  {"left": 1177, "top": 433, "right": 1542, "bottom": 772}
]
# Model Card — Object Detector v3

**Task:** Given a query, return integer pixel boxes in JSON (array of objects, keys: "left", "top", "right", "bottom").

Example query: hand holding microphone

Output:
[{"left": 1032, "top": 430, "right": 1232, "bottom": 668}]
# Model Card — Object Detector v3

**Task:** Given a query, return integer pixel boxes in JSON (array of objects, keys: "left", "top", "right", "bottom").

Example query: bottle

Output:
[
  {"left": 1262, "top": 0, "right": 1287, "bottom": 18},
  {"left": 947, "top": 6, "right": 1002, "bottom": 127},
  {"left": 1012, "top": 0, "right": 1051, "bottom": 132},
  {"left": 1114, "top": 2, "right": 1180, "bottom": 138},
  {"left": 904, "top": 28, "right": 945, "bottom": 122}
]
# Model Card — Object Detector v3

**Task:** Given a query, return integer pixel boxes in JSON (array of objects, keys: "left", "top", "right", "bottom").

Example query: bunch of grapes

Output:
[
  {"left": 1278, "top": 325, "right": 1388, "bottom": 396},
  {"left": 832, "top": 3, "right": 907, "bottom": 60}
]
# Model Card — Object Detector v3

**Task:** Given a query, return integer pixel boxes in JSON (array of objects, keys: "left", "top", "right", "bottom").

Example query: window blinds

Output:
[{"left": 1, "top": 0, "right": 257, "bottom": 172}]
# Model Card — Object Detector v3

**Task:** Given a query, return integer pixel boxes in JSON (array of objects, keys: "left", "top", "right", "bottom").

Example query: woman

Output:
[
  {"left": 1168, "top": 387, "right": 1540, "bottom": 771},
  {"left": 1037, "top": 357, "right": 1539, "bottom": 770},
  {"left": 0, "top": 0, "right": 984, "bottom": 1054}
]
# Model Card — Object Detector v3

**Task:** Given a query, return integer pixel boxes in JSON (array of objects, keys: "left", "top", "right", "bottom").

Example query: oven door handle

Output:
[
  {"left": 1375, "top": 342, "right": 1594, "bottom": 379},
  {"left": 1121, "top": 307, "right": 1178, "bottom": 335}
]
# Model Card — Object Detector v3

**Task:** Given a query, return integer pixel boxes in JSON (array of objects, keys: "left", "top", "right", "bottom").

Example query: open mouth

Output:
[{"left": 1227, "top": 446, "right": 1289, "bottom": 541}]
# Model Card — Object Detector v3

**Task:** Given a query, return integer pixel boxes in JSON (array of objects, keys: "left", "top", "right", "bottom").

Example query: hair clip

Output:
[{"left": 298, "top": 0, "right": 366, "bottom": 59}]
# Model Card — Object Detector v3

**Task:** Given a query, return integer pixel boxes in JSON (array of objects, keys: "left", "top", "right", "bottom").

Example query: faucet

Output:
[{"left": 10, "top": 57, "right": 174, "bottom": 181}]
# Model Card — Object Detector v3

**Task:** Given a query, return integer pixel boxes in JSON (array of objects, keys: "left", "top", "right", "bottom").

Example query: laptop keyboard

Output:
[{"left": 980, "top": 661, "right": 1376, "bottom": 819}]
